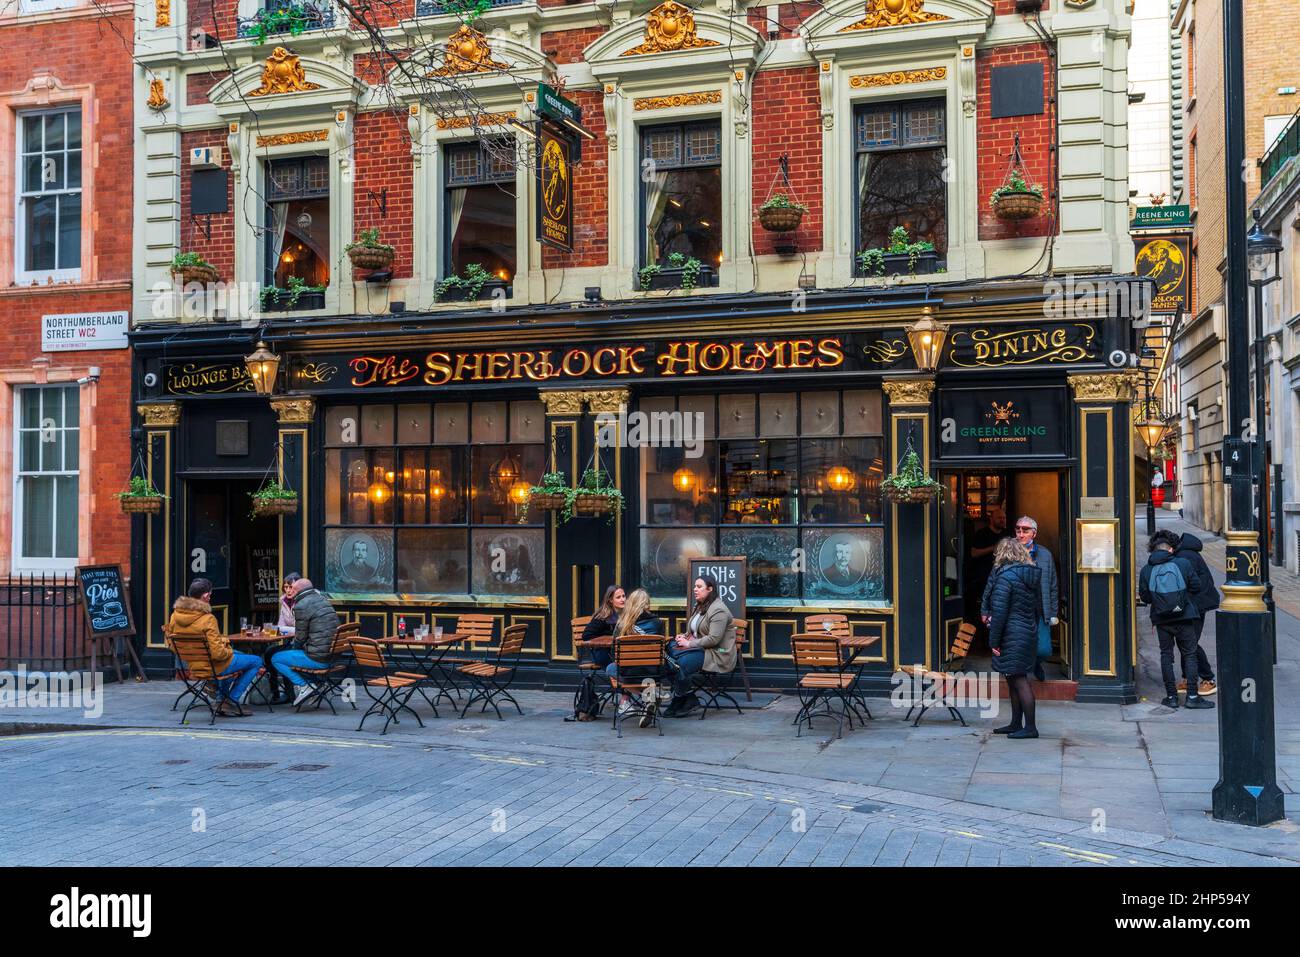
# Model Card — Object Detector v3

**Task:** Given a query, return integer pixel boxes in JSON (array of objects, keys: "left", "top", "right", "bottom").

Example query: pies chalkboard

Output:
[{"left": 74, "top": 564, "right": 136, "bottom": 641}]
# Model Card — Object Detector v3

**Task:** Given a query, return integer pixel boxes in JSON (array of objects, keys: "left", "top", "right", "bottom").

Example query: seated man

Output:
[
  {"left": 270, "top": 578, "right": 341, "bottom": 707},
  {"left": 166, "top": 578, "right": 260, "bottom": 717}
]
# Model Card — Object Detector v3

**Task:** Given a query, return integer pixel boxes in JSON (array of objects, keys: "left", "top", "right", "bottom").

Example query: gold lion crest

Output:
[
  {"left": 249, "top": 47, "right": 322, "bottom": 97},
  {"left": 621, "top": 2, "right": 721, "bottom": 56}
]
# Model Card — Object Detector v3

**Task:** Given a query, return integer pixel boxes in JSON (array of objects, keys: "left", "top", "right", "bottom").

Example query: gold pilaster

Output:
[
  {"left": 583, "top": 388, "right": 630, "bottom": 414},
  {"left": 1068, "top": 373, "right": 1135, "bottom": 403},
  {"left": 270, "top": 396, "right": 316, "bottom": 425},
  {"left": 137, "top": 401, "right": 181, "bottom": 427},
  {"left": 882, "top": 376, "right": 936, "bottom": 407},
  {"left": 539, "top": 390, "right": 586, "bottom": 416}
]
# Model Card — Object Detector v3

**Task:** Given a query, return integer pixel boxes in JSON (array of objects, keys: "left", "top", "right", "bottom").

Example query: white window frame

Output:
[
  {"left": 18, "top": 0, "right": 81, "bottom": 12},
  {"left": 12, "top": 384, "right": 81, "bottom": 572},
  {"left": 15, "top": 106, "right": 83, "bottom": 285}
]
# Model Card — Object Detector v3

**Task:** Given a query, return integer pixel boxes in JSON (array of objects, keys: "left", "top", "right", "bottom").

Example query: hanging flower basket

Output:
[
  {"left": 567, "top": 468, "right": 624, "bottom": 523},
  {"left": 880, "top": 448, "right": 943, "bottom": 505},
  {"left": 250, "top": 481, "right": 299, "bottom": 517},
  {"left": 573, "top": 492, "right": 613, "bottom": 516},
  {"left": 991, "top": 190, "right": 1044, "bottom": 221},
  {"left": 116, "top": 477, "right": 166, "bottom": 515},
  {"left": 171, "top": 263, "right": 219, "bottom": 285},
  {"left": 757, "top": 194, "right": 806, "bottom": 233},
  {"left": 347, "top": 246, "right": 395, "bottom": 271}
]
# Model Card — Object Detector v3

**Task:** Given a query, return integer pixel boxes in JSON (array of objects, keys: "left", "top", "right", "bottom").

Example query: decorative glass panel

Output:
[
  {"left": 471, "top": 528, "right": 545, "bottom": 596},
  {"left": 434, "top": 402, "right": 468, "bottom": 445},
  {"left": 719, "top": 527, "right": 799, "bottom": 599},
  {"left": 801, "top": 526, "right": 886, "bottom": 601},
  {"left": 509, "top": 400, "right": 544, "bottom": 443},
  {"left": 842, "top": 390, "right": 883, "bottom": 436},
  {"left": 471, "top": 401, "right": 507, "bottom": 444},
  {"left": 325, "top": 406, "right": 359, "bottom": 446},
  {"left": 718, "top": 394, "right": 755, "bottom": 438},
  {"left": 679, "top": 394, "right": 715, "bottom": 438},
  {"left": 903, "top": 105, "right": 945, "bottom": 146},
  {"left": 799, "top": 392, "right": 840, "bottom": 437},
  {"left": 396, "top": 404, "right": 432, "bottom": 445},
  {"left": 361, "top": 405, "right": 393, "bottom": 446},
  {"left": 856, "top": 108, "right": 899, "bottom": 149},
  {"left": 324, "top": 527, "right": 395, "bottom": 594},
  {"left": 759, "top": 393, "right": 797, "bottom": 437},
  {"left": 641, "top": 127, "right": 681, "bottom": 166},
  {"left": 684, "top": 122, "right": 721, "bottom": 164},
  {"left": 397, "top": 528, "right": 468, "bottom": 594},
  {"left": 639, "top": 527, "right": 716, "bottom": 598}
]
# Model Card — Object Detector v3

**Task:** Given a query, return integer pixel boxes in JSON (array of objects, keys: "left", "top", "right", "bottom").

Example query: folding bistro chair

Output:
[
  {"left": 609, "top": 635, "right": 669, "bottom": 738},
  {"left": 802, "top": 613, "right": 849, "bottom": 640},
  {"left": 456, "top": 623, "right": 528, "bottom": 720},
  {"left": 901, "top": 622, "right": 974, "bottom": 727},
  {"left": 571, "top": 615, "right": 614, "bottom": 720},
  {"left": 168, "top": 634, "right": 260, "bottom": 725},
  {"left": 791, "top": 634, "right": 861, "bottom": 739},
  {"left": 691, "top": 619, "right": 748, "bottom": 719},
  {"left": 347, "top": 636, "right": 425, "bottom": 735},
  {"left": 806, "top": 614, "right": 873, "bottom": 724},
  {"left": 289, "top": 622, "right": 359, "bottom": 714}
]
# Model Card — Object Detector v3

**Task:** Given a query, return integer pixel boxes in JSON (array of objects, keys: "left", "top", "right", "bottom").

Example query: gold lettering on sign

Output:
[
  {"left": 839, "top": 0, "right": 951, "bottom": 31},
  {"left": 248, "top": 48, "right": 322, "bottom": 97},
  {"left": 349, "top": 356, "right": 421, "bottom": 388},
  {"left": 165, "top": 363, "right": 255, "bottom": 395},
  {"left": 949, "top": 325, "right": 1096, "bottom": 368},
  {"left": 621, "top": 1, "right": 721, "bottom": 56},
  {"left": 850, "top": 67, "right": 947, "bottom": 88},
  {"left": 297, "top": 362, "right": 338, "bottom": 384},
  {"left": 1225, "top": 555, "right": 1238, "bottom": 573},
  {"left": 633, "top": 91, "right": 723, "bottom": 111},
  {"left": 256, "top": 129, "right": 329, "bottom": 148},
  {"left": 430, "top": 25, "right": 508, "bottom": 76},
  {"left": 435, "top": 111, "right": 515, "bottom": 130}
]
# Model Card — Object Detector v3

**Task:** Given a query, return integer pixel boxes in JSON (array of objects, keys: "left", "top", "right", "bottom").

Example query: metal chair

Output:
[
  {"left": 791, "top": 634, "right": 860, "bottom": 739},
  {"left": 456, "top": 623, "right": 528, "bottom": 719},
  {"left": 691, "top": 619, "right": 748, "bottom": 719},
  {"left": 901, "top": 623, "right": 974, "bottom": 727},
  {"left": 168, "top": 634, "right": 258, "bottom": 725},
  {"left": 347, "top": 636, "right": 425, "bottom": 735},
  {"left": 288, "top": 622, "right": 359, "bottom": 714},
  {"left": 609, "top": 635, "right": 669, "bottom": 738},
  {"left": 572, "top": 615, "right": 614, "bottom": 720}
]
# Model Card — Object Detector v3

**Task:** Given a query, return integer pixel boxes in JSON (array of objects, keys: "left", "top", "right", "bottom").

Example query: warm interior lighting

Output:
[
  {"left": 508, "top": 480, "right": 530, "bottom": 505},
  {"left": 243, "top": 341, "right": 280, "bottom": 395},
  {"left": 825, "top": 465, "right": 855, "bottom": 492},
  {"left": 368, "top": 481, "right": 391, "bottom": 504},
  {"left": 385, "top": 469, "right": 396, "bottom": 485},
  {"left": 495, "top": 268, "right": 510, "bottom": 281},
  {"left": 905, "top": 305, "right": 948, "bottom": 373},
  {"left": 673, "top": 467, "right": 697, "bottom": 492},
  {"left": 281, "top": 251, "right": 294, "bottom": 263}
]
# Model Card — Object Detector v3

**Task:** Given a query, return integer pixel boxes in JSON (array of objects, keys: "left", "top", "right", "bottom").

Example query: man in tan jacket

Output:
[{"left": 166, "top": 578, "right": 261, "bottom": 716}]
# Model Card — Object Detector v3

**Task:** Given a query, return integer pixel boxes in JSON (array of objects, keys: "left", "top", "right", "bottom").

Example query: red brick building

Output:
[{"left": 0, "top": 1, "right": 134, "bottom": 600}]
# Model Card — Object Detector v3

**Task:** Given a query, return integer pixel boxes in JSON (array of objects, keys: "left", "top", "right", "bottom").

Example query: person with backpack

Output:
[
  {"left": 1138, "top": 529, "right": 1213, "bottom": 710},
  {"left": 1174, "top": 532, "right": 1219, "bottom": 696}
]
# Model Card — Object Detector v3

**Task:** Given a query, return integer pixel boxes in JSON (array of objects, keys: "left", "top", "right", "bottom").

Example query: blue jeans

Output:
[
  {"left": 218, "top": 652, "right": 263, "bottom": 703},
  {"left": 271, "top": 649, "right": 327, "bottom": 687},
  {"left": 667, "top": 646, "right": 705, "bottom": 697}
]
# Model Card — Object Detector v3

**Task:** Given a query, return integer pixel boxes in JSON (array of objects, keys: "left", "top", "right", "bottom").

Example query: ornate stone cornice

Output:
[
  {"left": 137, "top": 401, "right": 181, "bottom": 428},
  {"left": 270, "top": 396, "right": 316, "bottom": 425},
  {"left": 583, "top": 389, "right": 631, "bottom": 414},
  {"left": 621, "top": 2, "right": 721, "bottom": 56},
  {"left": 539, "top": 391, "right": 585, "bottom": 417},
  {"left": 882, "top": 377, "right": 936, "bottom": 407},
  {"left": 434, "top": 111, "right": 515, "bottom": 131},
  {"left": 850, "top": 66, "right": 947, "bottom": 88},
  {"left": 256, "top": 129, "right": 328, "bottom": 148},
  {"left": 633, "top": 90, "right": 722, "bottom": 111},
  {"left": 839, "top": 0, "right": 951, "bottom": 31},
  {"left": 248, "top": 48, "right": 321, "bottom": 97},
  {"left": 1068, "top": 373, "right": 1135, "bottom": 404},
  {"left": 430, "top": 26, "right": 508, "bottom": 76}
]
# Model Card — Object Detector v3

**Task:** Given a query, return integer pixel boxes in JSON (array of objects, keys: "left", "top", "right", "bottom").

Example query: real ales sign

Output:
[{"left": 688, "top": 556, "right": 746, "bottom": 622}]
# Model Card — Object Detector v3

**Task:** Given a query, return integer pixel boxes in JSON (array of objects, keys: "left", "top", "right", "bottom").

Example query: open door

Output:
[{"left": 185, "top": 479, "right": 278, "bottom": 632}]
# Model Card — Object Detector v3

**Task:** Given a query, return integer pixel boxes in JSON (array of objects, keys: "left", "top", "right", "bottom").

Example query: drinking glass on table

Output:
[
  {"left": 434, "top": 625, "right": 443, "bottom": 640},
  {"left": 240, "top": 617, "right": 249, "bottom": 635}
]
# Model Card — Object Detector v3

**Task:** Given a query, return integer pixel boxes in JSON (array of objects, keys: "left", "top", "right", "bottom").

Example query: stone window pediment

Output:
[
  {"left": 585, "top": 2, "right": 764, "bottom": 81},
  {"left": 207, "top": 47, "right": 364, "bottom": 117},
  {"left": 802, "top": 0, "right": 993, "bottom": 56}
]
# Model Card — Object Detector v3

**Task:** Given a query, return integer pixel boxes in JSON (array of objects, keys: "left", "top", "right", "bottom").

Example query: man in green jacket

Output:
[{"left": 270, "top": 579, "right": 340, "bottom": 706}]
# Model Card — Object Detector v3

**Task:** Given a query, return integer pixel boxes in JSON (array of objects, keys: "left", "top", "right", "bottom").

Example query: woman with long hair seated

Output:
[
  {"left": 605, "top": 588, "right": 663, "bottom": 728},
  {"left": 663, "top": 574, "right": 737, "bottom": 718},
  {"left": 580, "top": 585, "right": 626, "bottom": 669}
]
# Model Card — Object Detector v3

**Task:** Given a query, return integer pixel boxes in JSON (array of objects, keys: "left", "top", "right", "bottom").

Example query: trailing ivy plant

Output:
[
  {"left": 758, "top": 193, "right": 807, "bottom": 213},
  {"left": 435, "top": 263, "right": 493, "bottom": 300},
  {"left": 252, "top": 480, "right": 297, "bottom": 503},
  {"left": 247, "top": 4, "right": 312, "bottom": 45},
  {"left": 116, "top": 476, "right": 166, "bottom": 501},
  {"left": 260, "top": 275, "right": 326, "bottom": 310},
  {"left": 880, "top": 449, "right": 944, "bottom": 502},
  {"left": 989, "top": 171, "right": 1044, "bottom": 208},
  {"left": 637, "top": 263, "right": 662, "bottom": 290},
  {"left": 667, "top": 251, "right": 704, "bottom": 290},
  {"left": 344, "top": 227, "right": 395, "bottom": 255},
  {"left": 565, "top": 467, "right": 624, "bottom": 523},
  {"left": 516, "top": 471, "right": 569, "bottom": 524},
  {"left": 856, "top": 226, "right": 935, "bottom": 277}
]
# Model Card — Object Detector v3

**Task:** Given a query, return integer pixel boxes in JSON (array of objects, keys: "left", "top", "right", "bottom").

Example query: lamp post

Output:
[
  {"left": 1214, "top": 0, "right": 1284, "bottom": 826},
  {"left": 1247, "top": 211, "right": 1282, "bottom": 661},
  {"left": 1133, "top": 380, "right": 1170, "bottom": 537},
  {"left": 906, "top": 305, "right": 947, "bottom": 373}
]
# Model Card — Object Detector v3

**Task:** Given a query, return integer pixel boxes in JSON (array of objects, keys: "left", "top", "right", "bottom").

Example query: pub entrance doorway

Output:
[
  {"left": 184, "top": 478, "right": 279, "bottom": 633},
  {"left": 939, "top": 468, "right": 1070, "bottom": 674}
]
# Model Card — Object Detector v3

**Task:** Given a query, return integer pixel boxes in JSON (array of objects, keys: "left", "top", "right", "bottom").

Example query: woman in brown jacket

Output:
[
  {"left": 663, "top": 575, "right": 736, "bottom": 717},
  {"left": 166, "top": 578, "right": 261, "bottom": 716}
]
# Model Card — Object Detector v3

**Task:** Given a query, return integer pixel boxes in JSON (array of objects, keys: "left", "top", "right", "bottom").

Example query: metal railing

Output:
[
  {"left": 236, "top": 1, "right": 337, "bottom": 41},
  {"left": 1260, "top": 106, "right": 1300, "bottom": 188},
  {"left": 0, "top": 574, "right": 92, "bottom": 671},
  {"left": 415, "top": 0, "right": 523, "bottom": 16}
]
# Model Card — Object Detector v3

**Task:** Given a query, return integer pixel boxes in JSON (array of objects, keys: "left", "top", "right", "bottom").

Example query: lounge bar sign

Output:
[
  {"left": 162, "top": 361, "right": 255, "bottom": 396},
  {"left": 945, "top": 323, "right": 1099, "bottom": 368},
  {"left": 937, "top": 386, "right": 1068, "bottom": 458}
]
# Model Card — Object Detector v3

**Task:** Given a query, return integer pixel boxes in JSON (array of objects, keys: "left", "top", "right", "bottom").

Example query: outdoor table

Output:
[
  {"left": 376, "top": 633, "right": 469, "bottom": 710},
  {"left": 224, "top": 633, "right": 286, "bottom": 710}
]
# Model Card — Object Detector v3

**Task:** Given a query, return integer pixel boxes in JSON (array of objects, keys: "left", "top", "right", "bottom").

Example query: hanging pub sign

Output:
[
  {"left": 937, "top": 386, "right": 1069, "bottom": 458},
  {"left": 537, "top": 124, "right": 574, "bottom": 252},
  {"left": 944, "top": 322, "right": 1099, "bottom": 368},
  {"left": 1133, "top": 233, "right": 1191, "bottom": 314}
]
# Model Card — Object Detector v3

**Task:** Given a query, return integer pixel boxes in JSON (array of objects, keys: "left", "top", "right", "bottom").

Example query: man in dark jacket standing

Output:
[
  {"left": 271, "top": 579, "right": 341, "bottom": 706},
  {"left": 1138, "top": 530, "right": 1212, "bottom": 710},
  {"left": 1174, "top": 532, "right": 1219, "bottom": 696}
]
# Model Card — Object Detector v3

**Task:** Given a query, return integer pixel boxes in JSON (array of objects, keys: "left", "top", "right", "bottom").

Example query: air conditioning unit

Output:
[
  {"left": 190, "top": 146, "right": 223, "bottom": 169},
  {"left": 190, "top": 29, "right": 218, "bottom": 50}
]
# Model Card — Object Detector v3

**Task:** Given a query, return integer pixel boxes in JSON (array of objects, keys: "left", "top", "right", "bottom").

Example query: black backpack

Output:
[
  {"left": 567, "top": 677, "right": 601, "bottom": 721},
  {"left": 1148, "top": 559, "right": 1190, "bottom": 621}
]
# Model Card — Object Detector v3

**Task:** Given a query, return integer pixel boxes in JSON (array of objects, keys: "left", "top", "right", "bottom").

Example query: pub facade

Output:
[{"left": 131, "top": 278, "right": 1146, "bottom": 702}]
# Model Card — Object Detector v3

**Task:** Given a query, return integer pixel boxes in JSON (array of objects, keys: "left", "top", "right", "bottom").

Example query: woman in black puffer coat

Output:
[{"left": 986, "top": 538, "right": 1042, "bottom": 739}]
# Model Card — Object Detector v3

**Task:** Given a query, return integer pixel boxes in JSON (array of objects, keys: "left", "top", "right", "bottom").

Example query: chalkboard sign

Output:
[
  {"left": 687, "top": 556, "right": 746, "bottom": 622},
  {"left": 247, "top": 546, "right": 280, "bottom": 611},
  {"left": 74, "top": 564, "right": 136, "bottom": 641}
]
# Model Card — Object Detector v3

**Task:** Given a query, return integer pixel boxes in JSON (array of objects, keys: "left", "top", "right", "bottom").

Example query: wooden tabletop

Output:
[
  {"left": 226, "top": 633, "right": 285, "bottom": 644},
  {"left": 838, "top": 635, "right": 882, "bottom": 650},
  {"left": 376, "top": 633, "right": 466, "bottom": 646}
]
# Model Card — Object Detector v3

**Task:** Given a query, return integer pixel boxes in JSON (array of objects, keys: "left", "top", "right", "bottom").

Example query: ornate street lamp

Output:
[
  {"left": 1133, "top": 414, "right": 1170, "bottom": 454},
  {"left": 906, "top": 305, "right": 947, "bottom": 372},
  {"left": 243, "top": 341, "right": 280, "bottom": 395}
]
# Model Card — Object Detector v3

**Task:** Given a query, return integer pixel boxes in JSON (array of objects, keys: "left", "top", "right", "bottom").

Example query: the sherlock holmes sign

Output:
[
  {"left": 537, "top": 125, "right": 573, "bottom": 251},
  {"left": 1133, "top": 234, "right": 1191, "bottom": 314},
  {"left": 937, "top": 387, "right": 1068, "bottom": 458}
]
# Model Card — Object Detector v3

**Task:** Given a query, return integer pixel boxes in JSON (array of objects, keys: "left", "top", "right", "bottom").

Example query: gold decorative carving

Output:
[
  {"left": 138, "top": 401, "right": 181, "bottom": 428},
  {"left": 633, "top": 90, "right": 722, "bottom": 111},
  {"left": 850, "top": 66, "right": 947, "bottom": 88},
  {"left": 435, "top": 111, "right": 515, "bottom": 130},
  {"left": 155, "top": 0, "right": 170, "bottom": 27},
  {"left": 838, "top": 0, "right": 951, "bottom": 31},
  {"left": 538, "top": 391, "right": 585, "bottom": 417},
  {"left": 882, "top": 377, "right": 936, "bottom": 406},
  {"left": 621, "top": 2, "right": 721, "bottom": 56},
  {"left": 1221, "top": 584, "right": 1267, "bottom": 613},
  {"left": 430, "top": 26, "right": 508, "bottom": 76},
  {"left": 256, "top": 129, "right": 329, "bottom": 148},
  {"left": 270, "top": 396, "right": 316, "bottom": 425},
  {"left": 146, "top": 78, "right": 169, "bottom": 111},
  {"left": 297, "top": 362, "right": 338, "bottom": 384},
  {"left": 248, "top": 48, "right": 322, "bottom": 98},
  {"left": 863, "top": 339, "right": 908, "bottom": 364},
  {"left": 1068, "top": 373, "right": 1134, "bottom": 403},
  {"left": 583, "top": 389, "right": 631, "bottom": 414}
]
